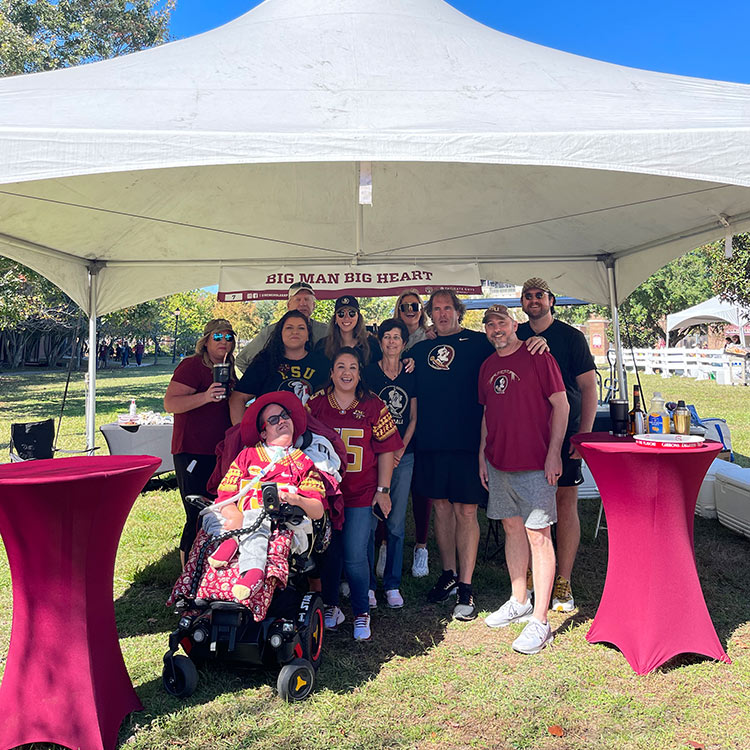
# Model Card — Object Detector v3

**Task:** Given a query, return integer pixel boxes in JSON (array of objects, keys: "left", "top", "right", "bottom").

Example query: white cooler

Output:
[
  {"left": 694, "top": 459, "right": 726, "bottom": 520},
  {"left": 713, "top": 462, "right": 750, "bottom": 539}
]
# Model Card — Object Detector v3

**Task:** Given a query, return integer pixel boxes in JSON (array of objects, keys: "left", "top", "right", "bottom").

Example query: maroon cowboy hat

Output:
[{"left": 240, "top": 392, "right": 307, "bottom": 447}]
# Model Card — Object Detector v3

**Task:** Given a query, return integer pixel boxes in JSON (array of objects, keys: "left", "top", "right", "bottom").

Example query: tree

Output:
[
  {"left": 707, "top": 233, "right": 750, "bottom": 309},
  {"left": 212, "top": 301, "right": 263, "bottom": 345},
  {"left": 0, "top": 0, "right": 173, "bottom": 76}
]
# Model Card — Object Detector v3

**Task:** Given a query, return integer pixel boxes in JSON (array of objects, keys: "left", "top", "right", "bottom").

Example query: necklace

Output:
[
  {"left": 380, "top": 359, "right": 402, "bottom": 380},
  {"left": 329, "top": 391, "right": 358, "bottom": 415}
]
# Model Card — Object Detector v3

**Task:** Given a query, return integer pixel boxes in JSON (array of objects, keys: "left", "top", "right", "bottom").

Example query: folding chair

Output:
[{"left": 9, "top": 418, "right": 96, "bottom": 462}]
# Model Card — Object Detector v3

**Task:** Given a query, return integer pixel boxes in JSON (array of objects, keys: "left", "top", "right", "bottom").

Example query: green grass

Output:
[{"left": 0, "top": 364, "right": 749, "bottom": 749}]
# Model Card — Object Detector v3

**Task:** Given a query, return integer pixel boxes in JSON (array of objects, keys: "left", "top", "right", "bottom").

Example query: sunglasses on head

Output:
[
  {"left": 263, "top": 410, "right": 291, "bottom": 427},
  {"left": 336, "top": 309, "right": 358, "bottom": 318},
  {"left": 399, "top": 302, "right": 420, "bottom": 313},
  {"left": 212, "top": 332, "right": 235, "bottom": 341},
  {"left": 523, "top": 292, "right": 547, "bottom": 301}
]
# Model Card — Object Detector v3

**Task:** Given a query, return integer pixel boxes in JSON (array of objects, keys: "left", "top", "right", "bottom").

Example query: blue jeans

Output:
[
  {"left": 368, "top": 453, "right": 414, "bottom": 591},
  {"left": 321, "top": 505, "right": 373, "bottom": 616}
]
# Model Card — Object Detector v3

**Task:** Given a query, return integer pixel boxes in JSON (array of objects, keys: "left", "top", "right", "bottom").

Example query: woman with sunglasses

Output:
[
  {"left": 318, "top": 295, "right": 382, "bottom": 365},
  {"left": 164, "top": 319, "right": 236, "bottom": 568},
  {"left": 393, "top": 289, "right": 433, "bottom": 351},
  {"left": 308, "top": 347, "right": 402, "bottom": 641},
  {"left": 229, "top": 310, "right": 330, "bottom": 424}
]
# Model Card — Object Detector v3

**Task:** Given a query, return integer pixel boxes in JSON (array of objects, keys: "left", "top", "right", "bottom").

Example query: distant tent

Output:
[{"left": 666, "top": 297, "right": 749, "bottom": 346}]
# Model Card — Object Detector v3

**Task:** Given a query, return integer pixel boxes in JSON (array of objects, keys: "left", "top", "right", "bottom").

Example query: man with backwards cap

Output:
[
  {"left": 516, "top": 278, "right": 597, "bottom": 613},
  {"left": 234, "top": 282, "right": 328, "bottom": 375},
  {"left": 478, "top": 304, "right": 569, "bottom": 654}
]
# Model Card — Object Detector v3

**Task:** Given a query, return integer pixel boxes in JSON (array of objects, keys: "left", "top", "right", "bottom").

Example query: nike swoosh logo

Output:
[{"left": 459, "top": 337, "right": 469, "bottom": 341}]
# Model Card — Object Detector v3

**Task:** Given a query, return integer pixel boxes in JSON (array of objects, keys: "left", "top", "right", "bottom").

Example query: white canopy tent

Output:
[
  {"left": 1, "top": 0, "right": 750, "bottom": 446},
  {"left": 667, "top": 296, "right": 749, "bottom": 346}
]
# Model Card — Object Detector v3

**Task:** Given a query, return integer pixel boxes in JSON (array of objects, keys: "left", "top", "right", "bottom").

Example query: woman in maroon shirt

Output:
[{"left": 164, "top": 318, "right": 235, "bottom": 567}]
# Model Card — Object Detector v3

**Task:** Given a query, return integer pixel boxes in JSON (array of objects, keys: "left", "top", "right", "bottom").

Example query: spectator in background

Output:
[
  {"left": 134, "top": 341, "right": 145, "bottom": 366},
  {"left": 234, "top": 282, "right": 327, "bottom": 375}
]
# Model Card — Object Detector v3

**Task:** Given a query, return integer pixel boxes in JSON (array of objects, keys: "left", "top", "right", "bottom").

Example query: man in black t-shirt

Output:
[{"left": 516, "top": 277, "right": 597, "bottom": 614}]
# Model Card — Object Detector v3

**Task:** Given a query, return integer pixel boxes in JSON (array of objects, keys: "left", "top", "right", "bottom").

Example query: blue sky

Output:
[{"left": 168, "top": 1, "right": 750, "bottom": 83}]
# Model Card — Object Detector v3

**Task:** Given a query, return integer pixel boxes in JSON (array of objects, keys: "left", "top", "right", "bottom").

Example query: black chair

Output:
[{"left": 10, "top": 418, "right": 96, "bottom": 462}]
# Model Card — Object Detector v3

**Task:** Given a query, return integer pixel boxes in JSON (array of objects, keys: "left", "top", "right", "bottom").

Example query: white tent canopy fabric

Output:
[
  {"left": 1, "top": 0, "right": 750, "bottom": 317},
  {"left": 667, "top": 296, "right": 750, "bottom": 345}
]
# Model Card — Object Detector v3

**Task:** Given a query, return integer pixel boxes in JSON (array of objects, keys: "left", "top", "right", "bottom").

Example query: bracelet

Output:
[{"left": 376, "top": 486, "right": 390, "bottom": 494}]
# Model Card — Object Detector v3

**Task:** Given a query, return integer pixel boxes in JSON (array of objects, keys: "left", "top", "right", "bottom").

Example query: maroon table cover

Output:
[
  {"left": 0, "top": 455, "right": 160, "bottom": 750},
  {"left": 572, "top": 432, "right": 731, "bottom": 674}
]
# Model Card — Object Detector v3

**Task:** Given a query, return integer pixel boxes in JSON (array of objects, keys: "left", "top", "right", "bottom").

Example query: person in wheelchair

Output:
[{"left": 203, "top": 392, "right": 327, "bottom": 601}]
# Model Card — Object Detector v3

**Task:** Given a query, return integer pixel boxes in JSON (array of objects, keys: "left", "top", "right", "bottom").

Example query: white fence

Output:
[{"left": 623, "top": 348, "right": 748, "bottom": 385}]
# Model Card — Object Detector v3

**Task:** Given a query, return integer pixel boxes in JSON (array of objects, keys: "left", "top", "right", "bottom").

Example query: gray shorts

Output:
[{"left": 486, "top": 464, "right": 557, "bottom": 529}]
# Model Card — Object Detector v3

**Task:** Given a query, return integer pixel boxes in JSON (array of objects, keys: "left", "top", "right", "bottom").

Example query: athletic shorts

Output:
[
  {"left": 559, "top": 435, "right": 583, "bottom": 488},
  {"left": 486, "top": 464, "right": 557, "bottom": 529},
  {"left": 414, "top": 450, "right": 488, "bottom": 506}
]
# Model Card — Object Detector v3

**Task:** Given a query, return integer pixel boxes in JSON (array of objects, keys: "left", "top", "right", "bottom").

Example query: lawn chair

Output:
[{"left": 9, "top": 418, "right": 96, "bottom": 462}]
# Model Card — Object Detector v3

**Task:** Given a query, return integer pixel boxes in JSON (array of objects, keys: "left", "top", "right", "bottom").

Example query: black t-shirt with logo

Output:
[
  {"left": 364, "top": 362, "right": 416, "bottom": 453},
  {"left": 236, "top": 349, "right": 330, "bottom": 405},
  {"left": 411, "top": 329, "right": 493, "bottom": 453},
  {"left": 517, "top": 318, "right": 595, "bottom": 433}
]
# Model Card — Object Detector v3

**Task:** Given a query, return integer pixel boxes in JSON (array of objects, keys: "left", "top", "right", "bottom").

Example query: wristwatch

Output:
[{"left": 376, "top": 486, "right": 390, "bottom": 494}]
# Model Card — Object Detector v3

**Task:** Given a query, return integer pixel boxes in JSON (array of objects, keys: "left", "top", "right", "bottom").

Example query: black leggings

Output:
[{"left": 173, "top": 453, "right": 218, "bottom": 553}]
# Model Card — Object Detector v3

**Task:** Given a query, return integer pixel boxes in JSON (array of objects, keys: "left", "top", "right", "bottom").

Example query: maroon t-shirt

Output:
[
  {"left": 308, "top": 391, "right": 403, "bottom": 508},
  {"left": 478, "top": 347, "right": 565, "bottom": 471},
  {"left": 170, "top": 355, "right": 232, "bottom": 455}
]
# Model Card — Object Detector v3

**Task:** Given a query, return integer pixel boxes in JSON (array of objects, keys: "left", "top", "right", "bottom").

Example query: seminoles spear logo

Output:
[
  {"left": 428, "top": 345, "right": 455, "bottom": 371},
  {"left": 279, "top": 379, "right": 313, "bottom": 404}
]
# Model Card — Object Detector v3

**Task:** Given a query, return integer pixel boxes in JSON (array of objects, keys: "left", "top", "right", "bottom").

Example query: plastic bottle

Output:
[
  {"left": 129, "top": 398, "right": 137, "bottom": 419},
  {"left": 673, "top": 400, "right": 691, "bottom": 435},
  {"left": 647, "top": 392, "right": 670, "bottom": 434}
]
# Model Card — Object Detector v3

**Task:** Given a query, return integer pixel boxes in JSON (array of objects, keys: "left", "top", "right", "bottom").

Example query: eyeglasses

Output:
[
  {"left": 399, "top": 302, "right": 420, "bottom": 313},
  {"left": 263, "top": 410, "right": 291, "bottom": 427},
  {"left": 523, "top": 292, "right": 547, "bottom": 301},
  {"left": 336, "top": 309, "right": 358, "bottom": 318},
  {"left": 212, "top": 332, "right": 235, "bottom": 342}
]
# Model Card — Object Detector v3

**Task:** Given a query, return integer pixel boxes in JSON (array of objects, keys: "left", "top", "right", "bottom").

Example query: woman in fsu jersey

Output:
[{"left": 308, "top": 347, "right": 402, "bottom": 642}]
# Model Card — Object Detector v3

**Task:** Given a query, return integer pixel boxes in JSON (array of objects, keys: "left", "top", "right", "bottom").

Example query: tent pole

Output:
[
  {"left": 604, "top": 257, "right": 627, "bottom": 399},
  {"left": 85, "top": 265, "right": 99, "bottom": 452}
]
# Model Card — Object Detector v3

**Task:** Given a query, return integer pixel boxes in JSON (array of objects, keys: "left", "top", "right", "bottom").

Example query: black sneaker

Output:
[
  {"left": 453, "top": 583, "right": 478, "bottom": 621},
  {"left": 426, "top": 570, "right": 458, "bottom": 603}
]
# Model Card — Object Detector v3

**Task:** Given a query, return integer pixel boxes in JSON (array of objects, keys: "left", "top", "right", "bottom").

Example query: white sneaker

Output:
[
  {"left": 324, "top": 605, "right": 345, "bottom": 631},
  {"left": 411, "top": 547, "right": 429, "bottom": 578},
  {"left": 368, "top": 589, "right": 378, "bottom": 609},
  {"left": 485, "top": 596, "right": 534, "bottom": 628},
  {"left": 353, "top": 613, "right": 371, "bottom": 641},
  {"left": 512, "top": 617, "right": 554, "bottom": 654},
  {"left": 385, "top": 589, "right": 404, "bottom": 609},
  {"left": 339, "top": 580, "right": 350, "bottom": 599},
  {"left": 375, "top": 542, "right": 387, "bottom": 578}
]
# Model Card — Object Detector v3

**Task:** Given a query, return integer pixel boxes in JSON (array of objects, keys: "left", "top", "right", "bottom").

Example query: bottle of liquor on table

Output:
[{"left": 628, "top": 385, "right": 646, "bottom": 435}]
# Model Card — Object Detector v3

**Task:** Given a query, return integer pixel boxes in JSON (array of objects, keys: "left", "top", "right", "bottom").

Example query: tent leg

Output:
[
  {"left": 85, "top": 268, "right": 98, "bottom": 452},
  {"left": 605, "top": 258, "right": 627, "bottom": 399}
]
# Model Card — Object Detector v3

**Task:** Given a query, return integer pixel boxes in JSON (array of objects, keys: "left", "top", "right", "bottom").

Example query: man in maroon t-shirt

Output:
[{"left": 478, "top": 304, "right": 569, "bottom": 655}]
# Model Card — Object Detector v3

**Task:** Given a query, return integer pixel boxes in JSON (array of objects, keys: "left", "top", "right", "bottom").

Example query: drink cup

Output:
[
  {"left": 609, "top": 399, "right": 629, "bottom": 437},
  {"left": 213, "top": 363, "right": 231, "bottom": 399}
]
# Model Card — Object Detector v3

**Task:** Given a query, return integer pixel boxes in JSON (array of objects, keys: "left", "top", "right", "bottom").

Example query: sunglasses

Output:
[
  {"left": 212, "top": 332, "right": 235, "bottom": 342},
  {"left": 399, "top": 302, "right": 420, "bottom": 313},
  {"left": 336, "top": 309, "right": 358, "bottom": 318},
  {"left": 523, "top": 292, "right": 547, "bottom": 301},
  {"left": 263, "top": 410, "right": 291, "bottom": 427}
]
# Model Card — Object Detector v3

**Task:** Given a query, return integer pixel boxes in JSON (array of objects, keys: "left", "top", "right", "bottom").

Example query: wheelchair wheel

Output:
[
  {"left": 299, "top": 593, "right": 325, "bottom": 669},
  {"left": 277, "top": 658, "right": 315, "bottom": 702},
  {"left": 163, "top": 655, "right": 198, "bottom": 698}
]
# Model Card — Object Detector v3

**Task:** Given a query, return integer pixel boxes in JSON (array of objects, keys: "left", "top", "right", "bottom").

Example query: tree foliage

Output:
[
  {"left": 706, "top": 233, "right": 750, "bottom": 309},
  {"left": 0, "top": 0, "right": 173, "bottom": 76}
]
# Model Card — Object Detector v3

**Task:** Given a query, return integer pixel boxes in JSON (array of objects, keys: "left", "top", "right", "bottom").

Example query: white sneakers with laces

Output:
[
  {"left": 324, "top": 605, "right": 345, "bottom": 631},
  {"left": 368, "top": 589, "right": 378, "bottom": 609},
  {"left": 385, "top": 589, "right": 404, "bottom": 608},
  {"left": 353, "top": 613, "right": 371, "bottom": 641},
  {"left": 512, "top": 617, "right": 554, "bottom": 654},
  {"left": 484, "top": 596, "right": 534, "bottom": 628},
  {"left": 411, "top": 547, "right": 429, "bottom": 578}
]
